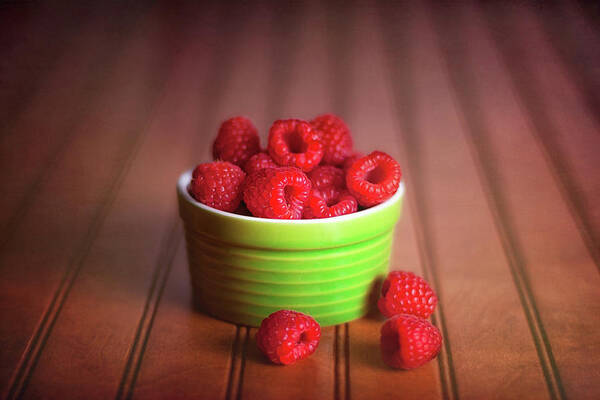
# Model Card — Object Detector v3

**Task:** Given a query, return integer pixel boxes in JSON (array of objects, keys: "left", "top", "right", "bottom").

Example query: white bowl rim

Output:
[{"left": 177, "top": 169, "right": 405, "bottom": 225}]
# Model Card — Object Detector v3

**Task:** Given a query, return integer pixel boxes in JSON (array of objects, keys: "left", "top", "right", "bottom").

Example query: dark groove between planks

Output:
[
  {"left": 478, "top": 1, "right": 600, "bottom": 276},
  {"left": 344, "top": 324, "right": 350, "bottom": 400},
  {"left": 428, "top": 2, "right": 566, "bottom": 398},
  {"left": 377, "top": 2, "right": 457, "bottom": 399},
  {"left": 225, "top": 326, "right": 249, "bottom": 400},
  {"left": 0, "top": 1, "right": 148, "bottom": 253},
  {"left": 225, "top": 327, "right": 243, "bottom": 400},
  {"left": 5, "top": 13, "right": 175, "bottom": 400},
  {"left": 334, "top": 324, "right": 350, "bottom": 400},
  {"left": 117, "top": 220, "right": 182, "bottom": 400},
  {"left": 236, "top": 328, "right": 250, "bottom": 400}
]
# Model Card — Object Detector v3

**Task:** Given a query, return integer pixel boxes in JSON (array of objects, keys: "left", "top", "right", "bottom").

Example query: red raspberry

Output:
[
  {"left": 303, "top": 189, "right": 357, "bottom": 219},
  {"left": 244, "top": 151, "right": 278, "bottom": 175},
  {"left": 346, "top": 151, "right": 402, "bottom": 207},
  {"left": 342, "top": 152, "right": 363, "bottom": 172},
  {"left": 267, "top": 119, "right": 323, "bottom": 172},
  {"left": 189, "top": 161, "right": 246, "bottom": 212},
  {"left": 377, "top": 270, "right": 438, "bottom": 319},
  {"left": 256, "top": 310, "right": 321, "bottom": 365},
  {"left": 310, "top": 114, "right": 353, "bottom": 166},
  {"left": 213, "top": 116, "right": 261, "bottom": 167},
  {"left": 308, "top": 165, "right": 345, "bottom": 195},
  {"left": 243, "top": 167, "right": 311, "bottom": 219},
  {"left": 380, "top": 314, "right": 442, "bottom": 370}
]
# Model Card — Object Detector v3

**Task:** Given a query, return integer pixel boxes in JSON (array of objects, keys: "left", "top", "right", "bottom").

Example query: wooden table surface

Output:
[{"left": 1, "top": 0, "right": 599, "bottom": 399}]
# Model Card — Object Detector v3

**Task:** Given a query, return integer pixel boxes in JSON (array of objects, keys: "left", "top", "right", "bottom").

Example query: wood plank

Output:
[
  {"left": 480, "top": 1, "right": 600, "bottom": 272},
  {"left": 0, "top": 3, "right": 175, "bottom": 398},
  {"left": 239, "top": 2, "right": 336, "bottom": 399},
  {"left": 382, "top": 1, "right": 552, "bottom": 398},
  {"left": 132, "top": 3, "right": 276, "bottom": 399},
  {"left": 0, "top": 1, "right": 36, "bottom": 66},
  {"left": 445, "top": 2, "right": 600, "bottom": 398},
  {"left": 535, "top": 1, "right": 600, "bottom": 124},
  {"left": 0, "top": 1, "right": 147, "bottom": 247},
  {"left": 0, "top": 2, "right": 91, "bottom": 125},
  {"left": 343, "top": 3, "right": 443, "bottom": 399},
  {"left": 15, "top": 3, "right": 222, "bottom": 399}
]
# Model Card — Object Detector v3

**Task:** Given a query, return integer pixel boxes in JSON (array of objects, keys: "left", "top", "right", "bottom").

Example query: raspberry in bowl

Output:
[{"left": 176, "top": 115, "right": 405, "bottom": 327}]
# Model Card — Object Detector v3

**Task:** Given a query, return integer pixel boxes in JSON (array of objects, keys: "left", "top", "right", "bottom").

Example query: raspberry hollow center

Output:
[
  {"left": 284, "top": 185, "right": 296, "bottom": 205},
  {"left": 285, "top": 130, "right": 308, "bottom": 154},
  {"left": 298, "top": 331, "right": 308, "bottom": 345},
  {"left": 366, "top": 165, "right": 386, "bottom": 184}
]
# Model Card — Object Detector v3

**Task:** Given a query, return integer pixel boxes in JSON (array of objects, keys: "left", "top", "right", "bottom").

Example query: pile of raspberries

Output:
[
  {"left": 256, "top": 270, "right": 442, "bottom": 369},
  {"left": 189, "top": 114, "right": 402, "bottom": 219}
]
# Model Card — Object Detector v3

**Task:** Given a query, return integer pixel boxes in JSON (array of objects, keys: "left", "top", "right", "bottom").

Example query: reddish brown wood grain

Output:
[
  {"left": 344, "top": 5, "right": 443, "bottom": 399},
  {"left": 132, "top": 244, "right": 236, "bottom": 400},
  {"left": 0, "top": 1, "right": 598, "bottom": 398},
  {"left": 239, "top": 3, "right": 337, "bottom": 399},
  {"left": 0, "top": 2, "right": 91, "bottom": 124},
  {"left": 133, "top": 3, "right": 277, "bottom": 398},
  {"left": 502, "top": 3, "right": 600, "bottom": 264},
  {"left": 17, "top": 3, "right": 230, "bottom": 399},
  {"left": 0, "top": 1, "right": 147, "bottom": 243},
  {"left": 0, "top": 3, "right": 177, "bottom": 398},
  {"left": 387, "top": 2, "right": 551, "bottom": 398},
  {"left": 452, "top": 3, "right": 600, "bottom": 398}
]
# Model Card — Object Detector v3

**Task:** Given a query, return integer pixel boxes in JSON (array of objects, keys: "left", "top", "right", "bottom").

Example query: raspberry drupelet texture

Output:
[
  {"left": 377, "top": 270, "right": 438, "bottom": 319},
  {"left": 189, "top": 161, "right": 246, "bottom": 212},
  {"left": 342, "top": 152, "right": 363, "bottom": 172},
  {"left": 346, "top": 151, "right": 402, "bottom": 207},
  {"left": 213, "top": 116, "right": 261, "bottom": 167},
  {"left": 303, "top": 189, "right": 358, "bottom": 219},
  {"left": 243, "top": 167, "right": 311, "bottom": 219},
  {"left": 256, "top": 310, "right": 321, "bottom": 365},
  {"left": 267, "top": 119, "right": 323, "bottom": 172},
  {"left": 244, "top": 151, "right": 278, "bottom": 175},
  {"left": 310, "top": 114, "right": 354, "bottom": 166},
  {"left": 308, "top": 165, "right": 345, "bottom": 189},
  {"left": 380, "top": 314, "right": 442, "bottom": 369}
]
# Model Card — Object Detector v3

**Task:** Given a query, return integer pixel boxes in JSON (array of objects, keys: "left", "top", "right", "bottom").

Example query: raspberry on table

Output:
[
  {"left": 346, "top": 151, "right": 402, "bottom": 207},
  {"left": 256, "top": 310, "right": 321, "bottom": 365},
  {"left": 243, "top": 167, "right": 311, "bottom": 219},
  {"left": 310, "top": 114, "right": 354, "bottom": 166},
  {"left": 213, "top": 116, "right": 261, "bottom": 167},
  {"left": 244, "top": 151, "right": 278, "bottom": 175},
  {"left": 380, "top": 314, "right": 442, "bottom": 369},
  {"left": 377, "top": 270, "right": 438, "bottom": 319},
  {"left": 267, "top": 119, "right": 323, "bottom": 172},
  {"left": 303, "top": 189, "right": 357, "bottom": 219},
  {"left": 189, "top": 161, "right": 246, "bottom": 212}
]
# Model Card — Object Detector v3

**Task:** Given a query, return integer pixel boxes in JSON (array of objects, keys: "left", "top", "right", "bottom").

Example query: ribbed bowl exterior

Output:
[{"left": 177, "top": 170, "right": 404, "bottom": 327}]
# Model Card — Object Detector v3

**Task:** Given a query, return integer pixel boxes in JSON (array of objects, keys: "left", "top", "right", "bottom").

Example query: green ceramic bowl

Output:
[{"left": 177, "top": 169, "right": 404, "bottom": 327}]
